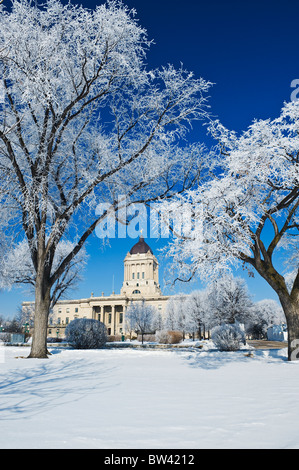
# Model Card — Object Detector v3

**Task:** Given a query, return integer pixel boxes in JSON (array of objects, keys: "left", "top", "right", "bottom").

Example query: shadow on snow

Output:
[{"left": 0, "top": 351, "right": 119, "bottom": 420}]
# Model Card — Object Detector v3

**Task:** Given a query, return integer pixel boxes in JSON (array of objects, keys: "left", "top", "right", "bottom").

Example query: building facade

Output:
[{"left": 22, "top": 236, "right": 170, "bottom": 339}]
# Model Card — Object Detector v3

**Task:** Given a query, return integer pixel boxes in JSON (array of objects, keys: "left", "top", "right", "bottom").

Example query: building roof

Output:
[{"left": 129, "top": 236, "right": 153, "bottom": 255}]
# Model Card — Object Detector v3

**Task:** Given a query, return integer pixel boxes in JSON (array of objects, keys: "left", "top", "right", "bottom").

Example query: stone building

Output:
[{"left": 22, "top": 236, "right": 170, "bottom": 339}]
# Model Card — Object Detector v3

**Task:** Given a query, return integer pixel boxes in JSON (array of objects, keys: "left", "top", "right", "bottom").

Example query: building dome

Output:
[{"left": 129, "top": 236, "right": 153, "bottom": 255}]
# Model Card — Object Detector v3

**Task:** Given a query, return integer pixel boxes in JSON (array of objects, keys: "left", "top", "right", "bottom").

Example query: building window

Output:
[
  {"left": 119, "top": 313, "right": 123, "bottom": 324},
  {"left": 75, "top": 308, "right": 78, "bottom": 313},
  {"left": 108, "top": 328, "right": 111, "bottom": 335},
  {"left": 133, "top": 290, "right": 141, "bottom": 294},
  {"left": 66, "top": 317, "right": 69, "bottom": 324},
  {"left": 108, "top": 313, "right": 112, "bottom": 323},
  {"left": 132, "top": 273, "right": 135, "bottom": 279},
  {"left": 57, "top": 317, "right": 61, "bottom": 325},
  {"left": 66, "top": 308, "right": 70, "bottom": 314},
  {"left": 137, "top": 272, "right": 140, "bottom": 279},
  {"left": 142, "top": 272, "right": 145, "bottom": 279},
  {"left": 98, "top": 314, "right": 101, "bottom": 322}
]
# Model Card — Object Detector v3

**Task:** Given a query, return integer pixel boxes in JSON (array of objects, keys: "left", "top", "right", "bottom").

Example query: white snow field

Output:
[{"left": 1, "top": 344, "right": 299, "bottom": 449}]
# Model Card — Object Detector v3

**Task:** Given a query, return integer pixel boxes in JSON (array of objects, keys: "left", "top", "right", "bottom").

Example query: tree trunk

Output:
[
  {"left": 249, "top": 260, "right": 299, "bottom": 361},
  {"left": 198, "top": 325, "right": 202, "bottom": 340},
  {"left": 28, "top": 275, "right": 51, "bottom": 358},
  {"left": 279, "top": 294, "right": 299, "bottom": 361}
]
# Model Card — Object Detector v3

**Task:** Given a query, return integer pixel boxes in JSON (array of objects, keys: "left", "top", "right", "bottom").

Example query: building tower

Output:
[{"left": 121, "top": 236, "right": 162, "bottom": 297}]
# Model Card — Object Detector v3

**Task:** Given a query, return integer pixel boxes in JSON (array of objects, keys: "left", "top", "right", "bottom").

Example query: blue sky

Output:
[{"left": 1, "top": 0, "right": 299, "bottom": 317}]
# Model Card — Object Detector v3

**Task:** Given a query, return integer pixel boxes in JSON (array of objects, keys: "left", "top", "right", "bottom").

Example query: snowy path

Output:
[{"left": 0, "top": 346, "right": 299, "bottom": 449}]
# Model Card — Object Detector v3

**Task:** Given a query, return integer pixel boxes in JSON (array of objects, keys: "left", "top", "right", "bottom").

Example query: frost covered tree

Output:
[
  {"left": 166, "top": 100, "right": 299, "bottom": 360},
  {"left": 206, "top": 275, "right": 253, "bottom": 326},
  {"left": 151, "top": 310, "right": 164, "bottom": 332},
  {"left": 0, "top": 239, "right": 88, "bottom": 308},
  {"left": 164, "top": 294, "right": 191, "bottom": 338},
  {"left": 126, "top": 300, "right": 156, "bottom": 343},
  {"left": 0, "top": 0, "right": 211, "bottom": 357},
  {"left": 186, "top": 290, "right": 210, "bottom": 339},
  {"left": 246, "top": 299, "right": 285, "bottom": 339}
]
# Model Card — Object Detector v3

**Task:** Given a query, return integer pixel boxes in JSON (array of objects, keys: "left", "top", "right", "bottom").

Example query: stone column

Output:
[
  {"left": 102, "top": 306, "right": 105, "bottom": 326},
  {"left": 111, "top": 305, "right": 116, "bottom": 335}
]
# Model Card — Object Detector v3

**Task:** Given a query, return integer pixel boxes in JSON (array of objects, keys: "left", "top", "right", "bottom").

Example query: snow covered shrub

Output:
[
  {"left": 65, "top": 319, "right": 107, "bottom": 349},
  {"left": 211, "top": 324, "right": 246, "bottom": 351},
  {"left": 155, "top": 330, "right": 183, "bottom": 344},
  {"left": 0, "top": 333, "right": 10, "bottom": 343},
  {"left": 155, "top": 330, "right": 170, "bottom": 344}
]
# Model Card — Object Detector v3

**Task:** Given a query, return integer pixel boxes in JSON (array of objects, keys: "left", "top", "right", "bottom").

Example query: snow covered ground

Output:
[{"left": 1, "top": 343, "right": 299, "bottom": 449}]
